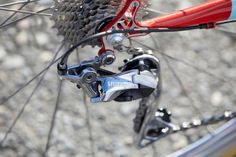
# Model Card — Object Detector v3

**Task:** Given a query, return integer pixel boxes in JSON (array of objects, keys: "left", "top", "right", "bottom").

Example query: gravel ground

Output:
[{"left": 0, "top": 0, "right": 236, "bottom": 157}]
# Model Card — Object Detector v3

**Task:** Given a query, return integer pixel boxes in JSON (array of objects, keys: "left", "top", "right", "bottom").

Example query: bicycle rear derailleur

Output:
[
  {"left": 58, "top": 50, "right": 160, "bottom": 103},
  {"left": 58, "top": 49, "right": 183, "bottom": 148}
]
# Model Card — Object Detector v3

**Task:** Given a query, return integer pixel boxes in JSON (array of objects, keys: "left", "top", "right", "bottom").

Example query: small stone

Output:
[
  {"left": 16, "top": 31, "right": 28, "bottom": 45},
  {"left": 17, "top": 20, "right": 30, "bottom": 30},
  {"left": 0, "top": 47, "right": 7, "bottom": 61},
  {"left": 98, "top": 144, "right": 114, "bottom": 152},
  {"left": 211, "top": 91, "right": 223, "bottom": 106},
  {"left": 172, "top": 134, "right": 188, "bottom": 150},
  {"left": 2, "top": 55, "right": 25, "bottom": 69},
  {"left": 124, "top": 136, "right": 133, "bottom": 145},
  {"left": 38, "top": 0, "right": 53, "bottom": 5},
  {"left": 36, "top": 32, "right": 49, "bottom": 46},
  {"left": 72, "top": 119, "right": 86, "bottom": 130},
  {"left": 40, "top": 51, "right": 53, "bottom": 62},
  {"left": 114, "top": 147, "right": 128, "bottom": 157},
  {"left": 119, "top": 103, "right": 136, "bottom": 116}
]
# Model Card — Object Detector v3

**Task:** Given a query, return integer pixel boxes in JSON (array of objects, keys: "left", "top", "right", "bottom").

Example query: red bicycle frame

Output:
[
  {"left": 100, "top": 0, "right": 236, "bottom": 54},
  {"left": 139, "top": 0, "right": 233, "bottom": 28},
  {"left": 133, "top": 0, "right": 234, "bottom": 28},
  {"left": 105, "top": 0, "right": 235, "bottom": 30}
]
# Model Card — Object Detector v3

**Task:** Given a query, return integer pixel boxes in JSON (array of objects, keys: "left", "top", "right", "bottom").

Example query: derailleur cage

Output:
[{"left": 135, "top": 107, "right": 175, "bottom": 148}]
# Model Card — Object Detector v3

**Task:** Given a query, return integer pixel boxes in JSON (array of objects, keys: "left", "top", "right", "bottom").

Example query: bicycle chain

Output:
[
  {"left": 133, "top": 100, "right": 148, "bottom": 133},
  {"left": 171, "top": 110, "right": 236, "bottom": 133},
  {"left": 134, "top": 101, "right": 236, "bottom": 136}
]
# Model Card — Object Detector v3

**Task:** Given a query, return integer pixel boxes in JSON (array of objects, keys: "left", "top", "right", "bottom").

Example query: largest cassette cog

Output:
[{"left": 52, "top": 0, "right": 122, "bottom": 47}]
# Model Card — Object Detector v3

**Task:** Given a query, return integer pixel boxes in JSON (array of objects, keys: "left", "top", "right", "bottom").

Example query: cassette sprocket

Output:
[
  {"left": 52, "top": 0, "right": 149, "bottom": 47},
  {"left": 52, "top": 0, "right": 122, "bottom": 47}
]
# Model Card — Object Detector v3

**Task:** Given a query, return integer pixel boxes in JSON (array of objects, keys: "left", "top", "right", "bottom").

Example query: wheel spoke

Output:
[
  {"left": 0, "top": 42, "right": 64, "bottom": 146},
  {"left": 0, "top": 7, "right": 51, "bottom": 29},
  {"left": 76, "top": 48, "right": 95, "bottom": 157},
  {"left": 163, "top": 62, "right": 213, "bottom": 133},
  {"left": 152, "top": 144, "right": 158, "bottom": 157},
  {"left": 163, "top": 53, "right": 204, "bottom": 116},
  {"left": 0, "top": 71, "right": 48, "bottom": 146},
  {"left": 0, "top": 42, "right": 64, "bottom": 106},
  {"left": 0, "top": 7, "right": 52, "bottom": 16},
  {"left": 43, "top": 79, "right": 63, "bottom": 157},
  {"left": 0, "top": 1, "right": 30, "bottom": 26},
  {"left": 217, "top": 27, "right": 236, "bottom": 40},
  {"left": 131, "top": 39, "right": 236, "bottom": 86},
  {"left": 145, "top": 8, "right": 167, "bottom": 15},
  {"left": 0, "top": 0, "right": 39, "bottom": 7},
  {"left": 82, "top": 90, "right": 95, "bottom": 157},
  {"left": 149, "top": 35, "right": 213, "bottom": 133}
]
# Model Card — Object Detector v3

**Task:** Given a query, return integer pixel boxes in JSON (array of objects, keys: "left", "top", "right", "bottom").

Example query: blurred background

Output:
[{"left": 0, "top": 0, "right": 236, "bottom": 156}]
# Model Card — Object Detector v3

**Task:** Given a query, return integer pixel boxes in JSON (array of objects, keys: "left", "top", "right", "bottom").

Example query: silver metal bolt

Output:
[
  {"left": 101, "top": 51, "right": 116, "bottom": 65},
  {"left": 81, "top": 68, "right": 97, "bottom": 84},
  {"left": 108, "top": 33, "right": 125, "bottom": 47}
]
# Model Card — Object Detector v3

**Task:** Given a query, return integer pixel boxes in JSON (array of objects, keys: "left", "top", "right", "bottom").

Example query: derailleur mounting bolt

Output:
[
  {"left": 101, "top": 51, "right": 116, "bottom": 65},
  {"left": 108, "top": 33, "right": 125, "bottom": 47}
]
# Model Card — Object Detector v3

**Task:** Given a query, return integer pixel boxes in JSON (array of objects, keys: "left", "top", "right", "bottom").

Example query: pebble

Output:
[
  {"left": 114, "top": 147, "right": 128, "bottom": 157},
  {"left": 0, "top": 47, "right": 7, "bottom": 61},
  {"left": 17, "top": 20, "right": 30, "bottom": 30},
  {"left": 119, "top": 103, "right": 137, "bottom": 116},
  {"left": 72, "top": 119, "right": 86, "bottom": 130},
  {"left": 124, "top": 136, "right": 133, "bottom": 146},
  {"left": 35, "top": 32, "right": 50, "bottom": 46},
  {"left": 211, "top": 91, "right": 223, "bottom": 106},
  {"left": 38, "top": 0, "right": 54, "bottom": 5},
  {"left": 40, "top": 51, "right": 53, "bottom": 62},
  {"left": 15, "top": 31, "right": 28, "bottom": 45},
  {"left": 2, "top": 39, "right": 15, "bottom": 51},
  {"left": 2, "top": 55, "right": 25, "bottom": 69},
  {"left": 171, "top": 134, "right": 189, "bottom": 150}
]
